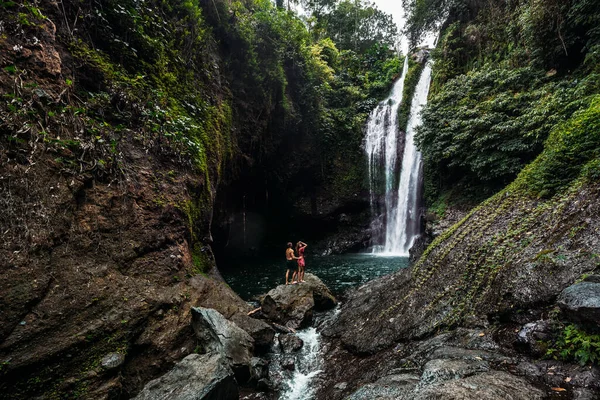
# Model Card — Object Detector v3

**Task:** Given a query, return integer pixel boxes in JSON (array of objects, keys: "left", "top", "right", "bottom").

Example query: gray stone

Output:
[
  {"left": 348, "top": 374, "right": 419, "bottom": 400},
  {"left": 260, "top": 273, "right": 337, "bottom": 329},
  {"left": 513, "top": 361, "right": 543, "bottom": 378},
  {"left": 429, "top": 346, "right": 510, "bottom": 363},
  {"left": 334, "top": 382, "right": 348, "bottom": 390},
  {"left": 419, "top": 359, "right": 490, "bottom": 388},
  {"left": 278, "top": 334, "right": 304, "bottom": 353},
  {"left": 191, "top": 307, "right": 254, "bottom": 379},
  {"left": 413, "top": 371, "right": 544, "bottom": 400},
  {"left": 100, "top": 352, "right": 125, "bottom": 370},
  {"left": 250, "top": 357, "right": 268, "bottom": 381},
  {"left": 573, "top": 388, "right": 598, "bottom": 400},
  {"left": 272, "top": 323, "right": 295, "bottom": 334},
  {"left": 231, "top": 314, "right": 275, "bottom": 349},
  {"left": 516, "top": 320, "right": 556, "bottom": 355},
  {"left": 557, "top": 282, "right": 600, "bottom": 326},
  {"left": 281, "top": 356, "right": 295, "bottom": 371},
  {"left": 132, "top": 353, "right": 238, "bottom": 400}
]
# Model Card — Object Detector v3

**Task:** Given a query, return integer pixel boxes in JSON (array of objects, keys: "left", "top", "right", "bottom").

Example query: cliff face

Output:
[
  {"left": 319, "top": 107, "right": 600, "bottom": 397},
  {"left": 0, "top": 1, "right": 275, "bottom": 398}
]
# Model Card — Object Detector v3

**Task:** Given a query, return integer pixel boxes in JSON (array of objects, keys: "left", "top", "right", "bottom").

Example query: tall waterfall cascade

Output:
[{"left": 364, "top": 57, "right": 433, "bottom": 256}]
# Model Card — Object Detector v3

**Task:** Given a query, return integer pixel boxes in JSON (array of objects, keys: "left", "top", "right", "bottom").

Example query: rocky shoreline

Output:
[
  {"left": 129, "top": 273, "right": 337, "bottom": 399},
  {"left": 313, "top": 276, "right": 600, "bottom": 400}
]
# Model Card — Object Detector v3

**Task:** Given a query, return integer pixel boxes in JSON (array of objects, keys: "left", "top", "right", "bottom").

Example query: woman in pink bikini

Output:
[{"left": 296, "top": 241, "right": 308, "bottom": 283}]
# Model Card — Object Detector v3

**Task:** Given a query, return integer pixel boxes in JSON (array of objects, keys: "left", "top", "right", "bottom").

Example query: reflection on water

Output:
[{"left": 219, "top": 253, "right": 409, "bottom": 300}]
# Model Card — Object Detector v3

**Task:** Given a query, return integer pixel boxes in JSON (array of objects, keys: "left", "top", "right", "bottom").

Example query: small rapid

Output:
[
  {"left": 280, "top": 328, "right": 322, "bottom": 400},
  {"left": 267, "top": 327, "right": 323, "bottom": 400}
]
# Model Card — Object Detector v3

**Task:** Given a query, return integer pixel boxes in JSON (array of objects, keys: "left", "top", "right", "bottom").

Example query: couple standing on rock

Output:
[{"left": 285, "top": 241, "right": 307, "bottom": 285}]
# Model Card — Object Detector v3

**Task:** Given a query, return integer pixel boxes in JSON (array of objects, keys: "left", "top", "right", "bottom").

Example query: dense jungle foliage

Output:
[{"left": 404, "top": 0, "right": 600, "bottom": 205}]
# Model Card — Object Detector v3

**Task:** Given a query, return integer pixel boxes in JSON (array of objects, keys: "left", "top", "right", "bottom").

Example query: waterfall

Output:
[{"left": 364, "top": 58, "right": 432, "bottom": 256}]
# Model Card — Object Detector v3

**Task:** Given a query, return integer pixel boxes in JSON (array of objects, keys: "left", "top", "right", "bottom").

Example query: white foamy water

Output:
[
  {"left": 280, "top": 327, "right": 322, "bottom": 400},
  {"left": 364, "top": 60, "right": 433, "bottom": 257}
]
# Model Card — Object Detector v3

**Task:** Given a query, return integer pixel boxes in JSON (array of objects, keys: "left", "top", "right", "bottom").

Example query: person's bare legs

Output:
[
  {"left": 286, "top": 269, "right": 290, "bottom": 285},
  {"left": 292, "top": 271, "right": 298, "bottom": 284},
  {"left": 300, "top": 266, "right": 305, "bottom": 282}
]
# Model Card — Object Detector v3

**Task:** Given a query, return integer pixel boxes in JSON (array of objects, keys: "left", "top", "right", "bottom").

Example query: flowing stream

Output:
[
  {"left": 364, "top": 58, "right": 432, "bottom": 256},
  {"left": 278, "top": 328, "right": 322, "bottom": 400},
  {"left": 221, "top": 254, "right": 408, "bottom": 399}
]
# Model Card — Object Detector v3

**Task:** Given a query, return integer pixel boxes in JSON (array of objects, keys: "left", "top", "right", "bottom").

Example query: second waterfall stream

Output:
[{"left": 364, "top": 55, "right": 433, "bottom": 256}]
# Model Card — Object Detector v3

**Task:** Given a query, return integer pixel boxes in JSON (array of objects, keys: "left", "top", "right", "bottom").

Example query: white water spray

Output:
[
  {"left": 280, "top": 327, "right": 322, "bottom": 400},
  {"left": 364, "top": 58, "right": 432, "bottom": 256}
]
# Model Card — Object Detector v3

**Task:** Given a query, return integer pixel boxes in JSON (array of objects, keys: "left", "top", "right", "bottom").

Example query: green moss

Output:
[
  {"left": 397, "top": 56, "right": 425, "bottom": 133},
  {"left": 192, "top": 243, "right": 211, "bottom": 275},
  {"left": 514, "top": 95, "right": 600, "bottom": 197}
]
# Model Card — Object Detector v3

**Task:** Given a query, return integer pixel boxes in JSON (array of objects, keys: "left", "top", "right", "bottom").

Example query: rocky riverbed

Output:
[{"left": 129, "top": 273, "right": 337, "bottom": 399}]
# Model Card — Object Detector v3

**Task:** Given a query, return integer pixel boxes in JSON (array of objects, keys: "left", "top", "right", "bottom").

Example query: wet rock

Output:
[
  {"left": 281, "top": 356, "right": 295, "bottom": 371},
  {"left": 250, "top": 357, "right": 269, "bottom": 382},
  {"left": 232, "top": 314, "right": 275, "bottom": 349},
  {"left": 101, "top": 352, "right": 125, "bottom": 370},
  {"left": 557, "top": 282, "right": 600, "bottom": 325},
  {"left": 348, "top": 374, "right": 419, "bottom": 400},
  {"left": 419, "top": 358, "right": 490, "bottom": 387},
  {"left": 278, "top": 334, "right": 304, "bottom": 353},
  {"left": 191, "top": 307, "right": 254, "bottom": 380},
  {"left": 516, "top": 320, "right": 556, "bottom": 355},
  {"left": 260, "top": 273, "right": 337, "bottom": 329},
  {"left": 413, "top": 371, "right": 544, "bottom": 400},
  {"left": 132, "top": 353, "right": 238, "bottom": 400}
]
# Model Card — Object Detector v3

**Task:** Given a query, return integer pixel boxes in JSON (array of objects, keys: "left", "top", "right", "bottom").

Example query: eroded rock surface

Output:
[
  {"left": 324, "top": 184, "right": 600, "bottom": 354},
  {"left": 278, "top": 334, "right": 304, "bottom": 353},
  {"left": 191, "top": 307, "right": 254, "bottom": 380},
  {"left": 260, "top": 273, "right": 337, "bottom": 329},
  {"left": 132, "top": 353, "right": 238, "bottom": 400},
  {"left": 317, "top": 327, "right": 600, "bottom": 400}
]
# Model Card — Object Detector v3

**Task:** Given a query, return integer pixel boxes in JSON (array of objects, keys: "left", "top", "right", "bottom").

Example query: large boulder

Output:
[
  {"left": 191, "top": 307, "right": 254, "bottom": 380},
  {"left": 230, "top": 313, "right": 275, "bottom": 349},
  {"left": 278, "top": 334, "right": 304, "bottom": 353},
  {"left": 132, "top": 353, "right": 238, "bottom": 400},
  {"left": 557, "top": 282, "right": 600, "bottom": 326},
  {"left": 413, "top": 371, "right": 544, "bottom": 400},
  {"left": 260, "top": 273, "right": 337, "bottom": 329}
]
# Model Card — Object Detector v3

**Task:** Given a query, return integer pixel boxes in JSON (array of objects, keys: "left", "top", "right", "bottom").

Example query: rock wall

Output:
[
  {"left": 317, "top": 179, "right": 600, "bottom": 398},
  {"left": 325, "top": 181, "right": 600, "bottom": 353},
  {"left": 0, "top": 2, "right": 268, "bottom": 399},
  {"left": 0, "top": 137, "right": 265, "bottom": 399}
]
